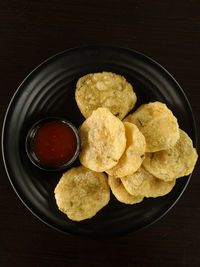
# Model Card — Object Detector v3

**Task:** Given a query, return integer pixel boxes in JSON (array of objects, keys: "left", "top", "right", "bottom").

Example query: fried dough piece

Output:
[
  {"left": 79, "top": 108, "right": 126, "bottom": 172},
  {"left": 124, "top": 102, "right": 179, "bottom": 152},
  {"left": 75, "top": 72, "right": 136, "bottom": 119},
  {"left": 54, "top": 166, "right": 110, "bottom": 221},
  {"left": 108, "top": 175, "right": 143, "bottom": 204},
  {"left": 142, "top": 129, "right": 198, "bottom": 181},
  {"left": 121, "top": 166, "right": 175, "bottom": 197},
  {"left": 106, "top": 122, "right": 146, "bottom": 177}
]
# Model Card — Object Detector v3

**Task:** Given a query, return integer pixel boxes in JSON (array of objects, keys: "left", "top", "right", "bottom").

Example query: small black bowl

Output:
[{"left": 25, "top": 117, "right": 80, "bottom": 171}]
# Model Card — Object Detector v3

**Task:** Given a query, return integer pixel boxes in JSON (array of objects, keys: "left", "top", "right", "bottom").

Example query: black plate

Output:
[{"left": 2, "top": 45, "right": 197, "bottom": 238}]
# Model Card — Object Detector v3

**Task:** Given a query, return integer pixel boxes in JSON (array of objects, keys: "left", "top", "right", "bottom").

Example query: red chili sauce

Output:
[{"left": 33, "top": 121, "right": 77, "bottom": 167}]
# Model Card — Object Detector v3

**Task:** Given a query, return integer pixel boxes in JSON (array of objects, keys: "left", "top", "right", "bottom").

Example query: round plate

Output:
[{"left": 2, "top": 45, "right": 197, "bottom": 238}]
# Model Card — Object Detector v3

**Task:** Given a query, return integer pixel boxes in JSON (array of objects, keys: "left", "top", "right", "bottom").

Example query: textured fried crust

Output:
[
  {"left": 124, "top": 102, "right": 179, "bottom": 152},
  {"left": 121, "top": 166, "right": 175, "bottom": 197},
  {"left": 75, "top": 72, "right": 136, "bottom": 120},
  {"left": 142, "top": 129, "right": 198, "bottom": 181},
  {"left": 108, "top": 175, "right": 144, "bottom": 204},
  {"left": 54, "top": 166, "right": 110, "bottom": 221},
  {"left": 106, "top": 122, "right": 146, "bottom": 177},
  {"left": 79, "top": 108, "right": 126, "bottom": 172}
]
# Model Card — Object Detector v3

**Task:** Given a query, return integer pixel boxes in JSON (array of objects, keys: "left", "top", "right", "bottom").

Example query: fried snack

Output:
[
  {"left": 142, "top": 129, "right": 198, "bottom": 181},
  {"left": 124, "top": 102, "right": 179, "bottom": 152},
  {"left": 75, "top": 72, "right": 136, "bottom": 120},
  {"left": 79, "top": 107, "right": 126, "bottom": 172},
  {"left": 121, "top": 166, "right": 175, "bottom": 197},
  {"left": 106, "top": 122, "right": 146, "bottom": 177},
  {"left": 108, "top": 176, "right": 144, "bottom": 204},
  {"left": 54, "top": 166, "right": 110, "bottom": 221}
]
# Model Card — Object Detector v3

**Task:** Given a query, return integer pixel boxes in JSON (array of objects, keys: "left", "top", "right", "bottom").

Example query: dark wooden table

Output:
[{"left": 0, "top": 1, "right": 199, "bottom": 266}]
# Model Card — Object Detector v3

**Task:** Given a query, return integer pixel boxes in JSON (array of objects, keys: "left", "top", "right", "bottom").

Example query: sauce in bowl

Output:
[{"left": 26, "top": 118, "right": 80, "bottom": 171}]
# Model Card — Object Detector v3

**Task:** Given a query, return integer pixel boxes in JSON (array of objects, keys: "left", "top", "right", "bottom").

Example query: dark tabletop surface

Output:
[{"left": 0, "top": 1, "right": 200, "bottom": 266}]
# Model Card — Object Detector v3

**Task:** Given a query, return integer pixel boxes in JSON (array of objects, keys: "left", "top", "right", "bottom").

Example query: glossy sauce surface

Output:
[{"left": 33, "top": 121, "right": 77, "bottom": 167}]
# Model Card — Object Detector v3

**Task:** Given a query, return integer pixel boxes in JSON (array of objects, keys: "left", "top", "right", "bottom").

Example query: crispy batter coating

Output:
[
  {"left": 79, "top": 108, "right": 126, "bottom": 172},
  {"left": 142, "top": 129, "right": 198, "bottom": 181},
  {"left": 108, "top": 175, "right": 143, "bottom": 204},
  {"left": 124, "top": 102, "right": 179, "bottom": 152},
  {"left": 75, "top": 72, "right": 136, "bottom": 120},
  {"left": 121, "top": 166, "right": 175, "bottom": 197},
  {"left": 54, "top": 166, "right": 110, "bottom": 221},
  {"left": 106, "top": 122, "right": 146, "bottom": 177}
]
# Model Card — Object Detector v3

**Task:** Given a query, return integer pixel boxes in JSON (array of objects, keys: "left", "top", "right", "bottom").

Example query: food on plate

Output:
[
  {"left": 75, "top": 72, "right": 136, "bottom": 120},
  {"left": 124, "top": 102, "right": 179, "bottom": 152},
  {"left": 79, "top": 107, "right": 126, "bottom": 172},
  {"left": 52, "top": 73, "right": 198, "bottom": 222},
  {"left": 32, "top": 120, "right": 78, "bottom": 167},
  {"left": 142, "top": 129, "right": 198, "bottom": 181},
  {"left": 121, "top": 166, "right": 175, "bottom": 197},
  {"left": 106, "top": 122, "right": 146, "bottom": 177},
  {"left": 54, "top": 166, "right": 110, "bottom": 221},
  {"left": 108, "top": 175, "right": 144, "bottom": 204}
]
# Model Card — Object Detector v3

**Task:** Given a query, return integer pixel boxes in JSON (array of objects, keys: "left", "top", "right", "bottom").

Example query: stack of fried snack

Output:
[{"left": 54, "top": 72, "right": 198, "bottom": 221}]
